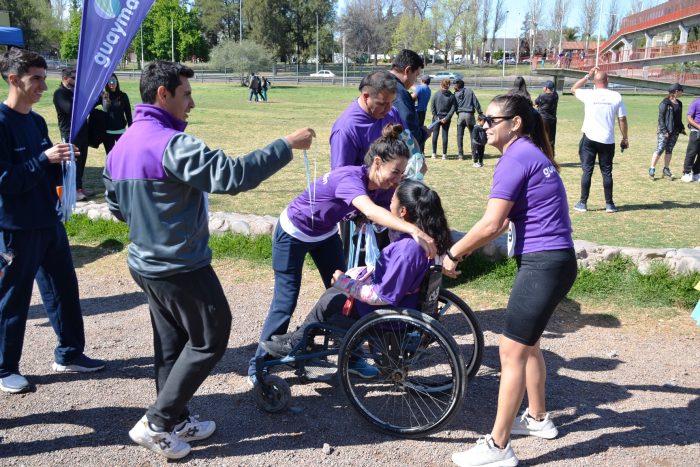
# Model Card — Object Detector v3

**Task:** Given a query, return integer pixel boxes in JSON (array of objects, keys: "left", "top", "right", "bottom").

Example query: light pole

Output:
[
  {"left": 316, "top": 12, "right": 319, "bottom": 73},
  {"left": 239, "top": 0, "right": 243, "bottom": 42},
  {"left": 502, "top": 11, "right": 509, "bottom": 78},
  {"left": 171, "top": 16, "right": 174, "bottom": 62}
]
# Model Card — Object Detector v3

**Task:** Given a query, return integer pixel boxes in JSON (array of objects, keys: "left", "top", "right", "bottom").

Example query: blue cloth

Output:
[
  {"left": 691, "top": 300, "right": 700, "bottom": 326},
  {"left": 0, "top": 224, "right": 86, "bottom": 377},
  {"left": 248, "top": 223, "right": 346, "bottom": 375},
  {"left": 414, "top": 84, "right": 431, "bottom": 112}
]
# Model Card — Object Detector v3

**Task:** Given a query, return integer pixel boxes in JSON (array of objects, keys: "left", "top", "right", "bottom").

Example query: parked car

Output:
[
  {"left": 521, "top": 58, "right": 532, "bottom": 65},
  {"left": 452, "top": 57, "right": 463, "bottom": 64},
  {"left": 429, "top": 70, "right": 464, "bottom": 81},
  {"left": 309, "top": 70, "right": 335, "bottom": 78},
  {"left": 496, "top": 58, "right": 516, "bottom": 65}
]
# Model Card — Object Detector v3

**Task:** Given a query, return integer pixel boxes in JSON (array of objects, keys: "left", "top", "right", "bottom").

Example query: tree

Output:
[
  {"left": 132, "top": 0, "right": 209, "bottom": 62},
  {"left": 1, "top": 0, "right": 61, "bottom": 53},
  {"left": 580, "top": 0, "right": 600, "bottom": 50},
  {"left": 432, "top": 0, "right": 470, "bottom": 66},
  {"left": 528, "top": 0, "right": 543, "bottom": 56},
  {"left": 563, "top": 26, "right": 579, "bottom": 42},
  {"left": 553, "top": 0, "right": 570, "bottom": 54},
  {"left": 489, "top": 0, "right": 506, "bottom": 59},
  {"left": 341, "top": 0, "right": 391, "bottom": 64},
  {"left": 458, "top": 0, "right": 480, "bottom": 64},
  {"left": 195, "top": 0, "right": 240, "bottom": 46},
  {"left": 392, "top": 13, "right": 432, "bottom": 54},
  {"left": 60, "top": 7, "right": 81, "bottom": 59},
  {"left": 606, "top": 0, "right": 620, "bottom": 39},
  {"left": 479, "top": 0, "right": 491, "bottom": 64},
  {"left": 210, "top": 39, "right": 274, "bottom": 82}
]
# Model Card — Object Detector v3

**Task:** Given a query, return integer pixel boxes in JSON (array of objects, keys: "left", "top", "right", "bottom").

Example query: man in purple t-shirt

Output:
[
  {"left": 330, "top": 70, "right": 405, "bottom": 169},
  {"left": 682, "top": 97, "right": 700, "bottom": 182}
]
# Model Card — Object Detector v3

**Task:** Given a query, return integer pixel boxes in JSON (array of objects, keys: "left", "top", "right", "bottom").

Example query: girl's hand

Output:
[
  {"left": 442, "top": 257, "right": 461, "bottom": 278},
  {"left": 331, "top": 269, "right": 345, "bottom": 285},
  {"left": 411, "top": 229, "right": 437, "bottom": 258}
]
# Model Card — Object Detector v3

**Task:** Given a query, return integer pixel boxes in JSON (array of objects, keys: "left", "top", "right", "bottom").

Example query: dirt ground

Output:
[{"left": 1, "top": 252, "right": 699, "bottom": 466}]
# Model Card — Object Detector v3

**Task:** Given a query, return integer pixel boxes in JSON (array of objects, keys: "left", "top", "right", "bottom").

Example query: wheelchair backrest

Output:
[{"left": 417, "top": 264, "right": 443, "bottom": 316}]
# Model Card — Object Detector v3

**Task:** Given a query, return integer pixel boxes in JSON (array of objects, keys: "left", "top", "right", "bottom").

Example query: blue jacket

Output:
[{"left": 390, "top": 74, "right": 428, "bottom": 146}]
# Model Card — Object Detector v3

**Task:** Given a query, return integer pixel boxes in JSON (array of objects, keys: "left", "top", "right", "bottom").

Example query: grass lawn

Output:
[{"left": 3, "top": 77, "right": 699, "bottom": 249}]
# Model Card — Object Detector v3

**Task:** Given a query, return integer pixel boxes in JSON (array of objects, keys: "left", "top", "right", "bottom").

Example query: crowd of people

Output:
[{"left": 0, "top": 44, "right": 697, "bottom": 466}]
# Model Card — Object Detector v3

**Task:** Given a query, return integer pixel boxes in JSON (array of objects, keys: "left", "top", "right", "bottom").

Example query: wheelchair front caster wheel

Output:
[{"left": 254, "top": 375, "right": 291, "bottom": 413}]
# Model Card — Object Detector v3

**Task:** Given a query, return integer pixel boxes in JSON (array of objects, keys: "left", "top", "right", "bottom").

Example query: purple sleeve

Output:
[
  {"left": 373, "top": 242, "right": 427, "bottom": 305},
  {"left": 490, "top": 156, "right": 527, "bottom": 202},
  {"left": 688, "top": 99, "right": 699, "bottom": 118},
  {"left": 330, "top": 127, "right": 361, "bottom": 169},
  {"left": 335, "top": 171, "right": 369, "bottom": 206}
]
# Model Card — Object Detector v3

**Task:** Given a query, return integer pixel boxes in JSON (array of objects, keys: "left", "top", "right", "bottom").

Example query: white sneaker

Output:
[
  {"left": 693, "top": 173, "right": 700, "bottom": 182},
  {"left": 511, "top": 408, "right": 559, "bottom": 439},
  {"left": 681, "top": 173, "right": 693, "bottom": 183},
  {"left": 431, "top": 153, "right": 437, "bottom": 159},
  {"left": 174, "top": 415, "right": 216, "bottom": 442},
  {"left": 0, "top": 373, "right": 30, "bottom": 394},
  {"left": 452, "top": 435, "right": 518, "bottom": 467},
  {"left": 442, "top": 154, "right": 447, "bottom": 160},
  {"left": 128, "top": 416, "right": 191, "bottom": 459}
]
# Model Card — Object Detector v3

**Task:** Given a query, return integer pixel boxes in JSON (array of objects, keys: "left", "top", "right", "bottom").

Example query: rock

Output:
[
  {"left": 679, "top": 256, "right": 700, "bottom": 274},
  {"left": 607, "top": 351, "right": 618, "bottom": 358},
  {"left": 87, "top": 209, "right": 101, "bottom": 220},
  {"left": 322, "top": 443, "right": 332, "bottom": 455},
  {"left": 229, "top": 220, "right": 250, "bottom": 236},
  {"left": 637, "top": 260, "right": 652, "bottom": 275},
  {"left": 208, "top": 216, "right": 225, "bottom": 232},
  {"left": 249, "top": 219, "right": 274, "bottom": 236},
  {"left": 601, "top": 247, "right": 621, "bottom": 261}
]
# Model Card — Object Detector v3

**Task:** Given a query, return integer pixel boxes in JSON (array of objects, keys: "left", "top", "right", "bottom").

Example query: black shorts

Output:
[{"left": 504, "top": 248, "right": 577, "bottom": 346}]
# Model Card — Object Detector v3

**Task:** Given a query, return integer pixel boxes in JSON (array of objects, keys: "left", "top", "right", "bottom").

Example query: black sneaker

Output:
[
  {"left": 648, "top": 167, "right": 655, "bottom": 178},
  {"left": 663, "top": 167, "right": 673, "bottom": 178},
  {"left": 261, "top": 338, "right": 293, "bottom": 358}
]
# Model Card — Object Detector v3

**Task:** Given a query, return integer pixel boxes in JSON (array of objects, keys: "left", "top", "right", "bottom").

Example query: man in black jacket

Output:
[
  {"left": 453, "top": 79, "right": 482, "bottom": 160},
  {"left": 389, "top": 49, "right": 431, "bottom": 151},
  {"left": 53, "top": 67, "right": 91, "bottom": 200}
]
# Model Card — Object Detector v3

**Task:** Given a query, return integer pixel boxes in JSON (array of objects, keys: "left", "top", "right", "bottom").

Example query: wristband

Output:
[{"left": 446, "top": 250, "right": 460, "bottom": 262}]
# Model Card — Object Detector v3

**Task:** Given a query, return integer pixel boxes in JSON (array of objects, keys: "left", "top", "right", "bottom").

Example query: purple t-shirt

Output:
[
  {"left": 329, "top": 100, "right": 404, "bottom": 169},
  {"left": 286, "top": 165, "right": 393, "bottom": 237},
  {"left": 688, "top": 97, "right": 700, "bottom": 126},
  {"left": 355, "top": 234, "right": 431, "bottom": 317},
  {"left": 490, "top": 138, "right": 573, "bottom": 256}
]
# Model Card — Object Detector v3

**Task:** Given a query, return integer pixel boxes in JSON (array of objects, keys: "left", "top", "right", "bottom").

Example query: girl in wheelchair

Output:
[{"left": 261, "top": 179, "right": 452, "bottom": 377}]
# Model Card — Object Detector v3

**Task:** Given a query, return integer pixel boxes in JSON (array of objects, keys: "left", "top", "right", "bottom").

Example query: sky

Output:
[{"left": 336, "top": 0, "right": 646, "bottom": 38}]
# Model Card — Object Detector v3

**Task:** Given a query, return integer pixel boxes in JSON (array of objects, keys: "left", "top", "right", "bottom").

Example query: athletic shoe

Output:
[
  {"left": 473, "top": 162, "right": 480, "bottom": 168},
  {"left": 52, "top": 354, "right": 105, "bottom": 373},
  {"left": 478, "top": 162, "right": 484, "bottom": 167},
  {"left": 605, "top": 203, "right": 619, "bottom": 213},
  {"left": 694, "top": 173, "right": 700, "bottom": 182},
  {"left": 442, "top": 154, "right": 447, "bottom": 160},
  {"left": 573, "top": 202, "right": 587, "bottom": 212},
  {"left": 174, "top": 415, "right": 216, "bottom": 442},
  {"left": 128, "top": 417, "right": 191, "bottom": 459},
  {"left": 75, "top": 190, "right": 87, "bottom": 201},
  {"left": 0, "top": 373, "right": 30, "bottom": 394},
  {"left": 348, "top": 357, "right": 379, "bottom": 379},
  {"left": 663, "top": 167, "right": 673, "bottom": 178},
  {"left": 511, "top": 408, "right": 559, "bottom": 439},
  {"left": 648, "top": 167, "right": 655, "bottom": 178},
  {"left": 82, "top": 188, "right": 96, "bottom": 197},
  {"left": 681, "top": 173, "right": 693, "bottom": 183},
  {"left": 431, "top": 153, "right": 437, "bottom": 159},
  {"left": 452, "top": 435, "right": 518, "bottom": 467},
  {"left": 458, "top": 154, "right": 464, "bottom": 160}
]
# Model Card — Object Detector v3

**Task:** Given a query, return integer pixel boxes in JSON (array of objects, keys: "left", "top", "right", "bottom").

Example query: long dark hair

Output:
[
  {"left": 508, "top": 76, "right": 532, "bottom": 103},
  {"left": 102, "top": 73, "right": 122, "bottom": 108},
  {"left": 491, "top": 93, "right": 558, "bottom": 170},
  {"left": 364, "top": 123, "right": 409, "bottom": 166},
  {"left": 395, "top": 180, "right": 452, "bottom": 255}
]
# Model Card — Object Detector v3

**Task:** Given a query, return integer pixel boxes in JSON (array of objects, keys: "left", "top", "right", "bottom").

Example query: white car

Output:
[
  {"left": 309, "top": 70, "right": 335, "bottom": 78},
  {"left": 429, "top": 71, "right": 463, "bottom": 81}
]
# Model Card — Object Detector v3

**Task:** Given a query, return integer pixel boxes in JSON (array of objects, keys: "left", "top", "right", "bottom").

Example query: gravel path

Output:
[{"left": 1, "top": 253, "right": 699, "bottom": 466}]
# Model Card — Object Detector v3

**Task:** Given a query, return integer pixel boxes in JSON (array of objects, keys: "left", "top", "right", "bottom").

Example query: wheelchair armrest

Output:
[{"left": 417, "top": 264, "right": 443, "bottom": 316}]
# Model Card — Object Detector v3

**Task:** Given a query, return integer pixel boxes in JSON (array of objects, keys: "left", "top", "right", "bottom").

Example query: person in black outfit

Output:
[
  {"left": 249, "top": 73, "right": 261, "bottom": 102},
  {"left": 471, "top": 115, "right": 487, "bottom": 167},
  {"left": 649, "top": 83, "right": 685, "bottom": 179},
  {"left": 535, "top": 80, "right": 559, "bottom": 149},
  {"left": 53, "top": 67, "right": 91, "bottom": 200},
  {"left": 102, "top": 73, "right": 132, "bottom": 155},
  {"left": 453, "top": 79, "right": 482, "bottom": 160},
  {"left": 430, "top": 78, "right": 457, "bottom": 159}
]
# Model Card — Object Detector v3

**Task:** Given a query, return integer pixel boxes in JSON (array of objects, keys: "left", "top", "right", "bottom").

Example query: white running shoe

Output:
[
  {"left": 128, "top": 416, "right": 191, "bottom": 459},
  {"left": 0, "top": 373, "right": 30, "bottom": 394},
  {"left": 174, "top": 415, "right": 216, "bottom": 442},
  {"left": 452, "top": 434, "right": 518, "bottom": 467},
  {"left": 681, "top": 173, "right": 693, "bottom": 183},
  {"left": 511, "top": 408, "right": 559, "bottom": 439}
]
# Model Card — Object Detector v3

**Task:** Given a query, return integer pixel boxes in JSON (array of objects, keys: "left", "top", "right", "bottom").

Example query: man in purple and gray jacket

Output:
[{"left": 103, "top": 61, "right": 314, "bottom": 460}]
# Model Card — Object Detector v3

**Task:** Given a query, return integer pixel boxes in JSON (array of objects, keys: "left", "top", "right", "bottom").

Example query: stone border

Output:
[{"left": 75, "top": 201, "right": 700, "bottom": 275}]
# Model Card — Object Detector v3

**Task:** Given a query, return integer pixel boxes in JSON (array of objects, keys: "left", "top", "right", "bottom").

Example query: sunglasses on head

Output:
[{"left": 482, "top": 115, "right": 515, "bottom": 127}]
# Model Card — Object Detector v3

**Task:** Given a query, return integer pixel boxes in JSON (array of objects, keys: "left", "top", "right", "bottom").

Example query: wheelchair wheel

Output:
[
  {"left": 338, "top": 309, "right": 466, "bottom": 438},
  {"left": 254, "top": 375, "right": 291, "bottom": 413},
  {"left": 436, "top": 289, "right": 484, "bottom": 379}
]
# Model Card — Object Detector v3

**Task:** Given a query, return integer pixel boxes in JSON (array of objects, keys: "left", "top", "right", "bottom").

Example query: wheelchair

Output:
[{"left": 253, "top": 264, "right": 484, "bottom": 438}]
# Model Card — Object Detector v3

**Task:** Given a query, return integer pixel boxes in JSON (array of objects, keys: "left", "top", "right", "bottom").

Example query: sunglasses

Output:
[
  {"left": 482, "top": 115, "right": 515, "bottom": 127},
  {"left": 108, "top": 80, "right": 117, "bottom": 85}
]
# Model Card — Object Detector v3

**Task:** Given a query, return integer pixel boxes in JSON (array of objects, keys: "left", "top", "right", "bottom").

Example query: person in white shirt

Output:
[{"left": 571, "top": 67, "right": 629, "bottom": 213}]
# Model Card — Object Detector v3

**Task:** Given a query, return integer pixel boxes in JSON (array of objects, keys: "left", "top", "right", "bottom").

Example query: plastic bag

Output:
[
  {"left": 348, "top": 223, "right": 381, "bottom": 268},
  {"left": 399, "top": 129, "right": 425, "bottom": 181}
]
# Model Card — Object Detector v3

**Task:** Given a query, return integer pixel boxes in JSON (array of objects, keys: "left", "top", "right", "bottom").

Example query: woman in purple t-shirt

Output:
[
  {"left": 259, "top": 180, "right": 452, "bottom": 368},
  {"left": 445, "top": 94, "right": 577, "bottom": 467},
  {"left": 248, "top": 124, "right": 437, "bottom": 381}
]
